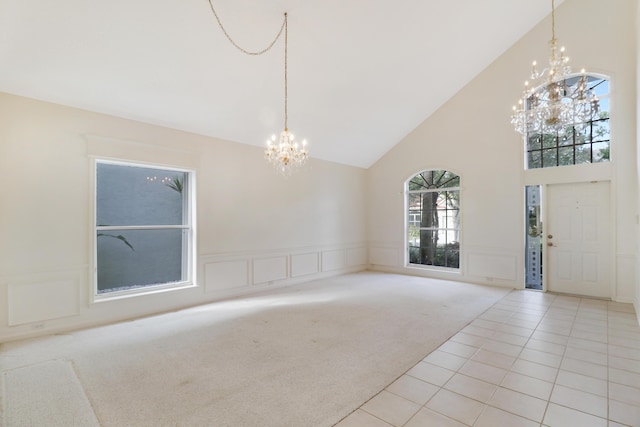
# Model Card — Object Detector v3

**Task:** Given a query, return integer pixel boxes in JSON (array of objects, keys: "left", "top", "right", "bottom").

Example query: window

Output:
[
  {"left": 94, "top": 160, "right": 194, "bottom": 297},
  {"left": 526, "top": 74, "right": 610, "bottom": 169},
  {"left": 406, "top": 170, "right": 460, "bottom": 269}
]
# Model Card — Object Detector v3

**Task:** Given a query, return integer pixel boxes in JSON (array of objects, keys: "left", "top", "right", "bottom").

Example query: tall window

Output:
[
  {"left": 94, "top": 160, "right": 194, "bottom": 297},
  {"left": 527, "top": 74, "right": 610, "bottom": 169},
  {"left": 406, "top": 170, "right": 460, "bottom": 269}
]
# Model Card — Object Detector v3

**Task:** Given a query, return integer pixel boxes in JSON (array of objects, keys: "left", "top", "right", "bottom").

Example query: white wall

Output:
[
  {"left": 636, "top": 0, "right": 640, "bottom": 322},
  {"left": 368, "top": 0, "right": 638, "bottom": 302},
  {"left": 0, "top": 93, "right": 368, "bottom": 341},
  {"left": 2, "top": 0, "right": 638, "bottom": 342}
]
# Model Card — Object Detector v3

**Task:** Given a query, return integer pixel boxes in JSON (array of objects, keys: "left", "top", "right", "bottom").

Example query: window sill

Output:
[
  {"left": 405, "top": 264, "right": 461, "bottom": 274},
  {"left": 92, "top": 281, "right": 197, "bottom": 303}
]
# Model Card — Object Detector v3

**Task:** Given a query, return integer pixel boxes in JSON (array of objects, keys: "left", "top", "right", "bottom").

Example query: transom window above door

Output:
[{"left": 526, "top": 74, "right": 610, "bottom": 169}]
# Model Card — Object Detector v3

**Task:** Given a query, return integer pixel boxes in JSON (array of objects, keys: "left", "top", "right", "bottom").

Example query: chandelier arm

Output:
[
  {"left": 512, "top": 0, "right": 600, "bottom": 136},
  {"left": 207, "top": 0, "right": 286, "bottom": 56}
]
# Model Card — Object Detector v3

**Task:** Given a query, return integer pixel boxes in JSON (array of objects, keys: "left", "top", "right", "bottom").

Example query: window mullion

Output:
[{"left": 96, "top": 225, "right": 188, "bottom": 231}]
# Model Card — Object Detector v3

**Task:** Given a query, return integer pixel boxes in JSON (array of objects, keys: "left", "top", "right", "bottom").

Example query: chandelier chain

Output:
[
  {"left": 551, "top": 0, "right": 556, "bottom": 41},
  {"left": 206, "top": 2, "right": 307, "bottom": 175},
  {"left": 207, "top": 0, "right": 286, "bottom": 56},
  {"left": 284, "top": 13, "right": 288, "bottom": 130},
  {"left": 510, "top": 0, "right": 600, "bottom": 136}
]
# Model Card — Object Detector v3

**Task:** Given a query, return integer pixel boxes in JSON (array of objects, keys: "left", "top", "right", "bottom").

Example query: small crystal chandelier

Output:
[
  {"left": 264, "top": 13, "right": 309, "bottom": 176},
  {"left": 206, "top": 3, "right": 308, "bottom": 176},
  {"left": 511, "top": 0, "right": 599, "bottom": 135}
]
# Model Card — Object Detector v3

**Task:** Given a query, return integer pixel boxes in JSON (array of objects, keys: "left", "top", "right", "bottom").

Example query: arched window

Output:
[
  {"left": 406, "top": 170, "right": 460, "bottom": 269},
  {"left": 526, "top": 74, "right": 610, "bottom": 169}
]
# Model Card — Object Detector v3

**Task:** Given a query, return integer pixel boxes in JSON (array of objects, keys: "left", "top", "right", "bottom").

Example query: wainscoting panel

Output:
[
  {"left": 347, "top": 247, "right": 367, "bottom": 267},
  {"left": 8, "top": 279, "right": 80, "bottom": 326},
  {"left": 467, "top": 252, "right": 518, "bottom": 281},
  {"left": 369, "top": 246, "right": 400, "bottom": 267},
  {"left": 204, "top": 260, "right": 249, "bottom": 293},
  {"left": 291, "top": 253, "right": 319, "bottom": 278},
  {"left": 253, "top": 256, "right": 288, "bottom": 285},
  {"left": 615, "top": 253, "right": 636, "bottom": 303},
  {"left": 199, "top": 243, "right": 367, "bottom": 291},
  {"left": 321, "top": 249, "right": 346, "bottom": 272}
]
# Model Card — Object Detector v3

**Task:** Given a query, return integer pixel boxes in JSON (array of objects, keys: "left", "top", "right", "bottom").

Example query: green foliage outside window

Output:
[{"left": 407, "top": 170, "right": 460, "bottom": 269}]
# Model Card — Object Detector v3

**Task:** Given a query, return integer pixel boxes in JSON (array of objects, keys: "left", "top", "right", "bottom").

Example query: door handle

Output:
[
  {"left": 547, "top": 234, "right": 553, "bottom": 239},
  {"left": 547, "top": 242, "right": 554, "bottom": 247}
]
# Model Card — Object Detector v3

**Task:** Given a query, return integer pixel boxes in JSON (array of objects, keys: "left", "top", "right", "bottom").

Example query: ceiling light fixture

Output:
[
  {"left": 511, "top": 0, "right": 599, "bottom": 135},
  {"left": 207, "top": 2, "right": 308, "bottom": 176},
  {"left": 264, "top": 13, "right": 308, "bottom": 176}
]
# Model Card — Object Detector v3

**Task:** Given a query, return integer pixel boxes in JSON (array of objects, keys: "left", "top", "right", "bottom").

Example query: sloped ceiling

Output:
[{"left": 0, "top": 0, "right": 560, "bottom": 168}]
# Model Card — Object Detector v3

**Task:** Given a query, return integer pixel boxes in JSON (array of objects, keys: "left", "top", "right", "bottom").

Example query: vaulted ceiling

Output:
[{"left": 0, "top": 0, "right": 559, "bottom": 168}]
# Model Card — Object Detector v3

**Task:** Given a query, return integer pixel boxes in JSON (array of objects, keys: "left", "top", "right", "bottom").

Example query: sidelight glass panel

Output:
[{"left": 525, "top": 185, "right": 543, "bottom": 290}]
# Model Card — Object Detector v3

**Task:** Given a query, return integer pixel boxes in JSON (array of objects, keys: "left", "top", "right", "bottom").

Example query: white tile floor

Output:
[{"left": 335, "top": 290, "right": 640, "bottom": 427}]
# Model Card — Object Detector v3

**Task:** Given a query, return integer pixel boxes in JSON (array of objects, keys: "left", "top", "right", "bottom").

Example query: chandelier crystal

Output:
[
  {"left": 265, "top": 129, "right": 308, "bottom": 176},
  {"left": 264, "top": 13, "right": 308, "bottom": 176},
  {"left": 511, "top": 0, "right": 599, "bottom": 135}
]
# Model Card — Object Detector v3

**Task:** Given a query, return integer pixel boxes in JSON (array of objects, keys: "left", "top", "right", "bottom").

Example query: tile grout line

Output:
[
  {"left": 476, "top": 294, "right": 546, "bottom": 426},
  {"left": 398, "top": 290, "right": 519, "bottom": 427},
  {"left": 520, "top": 292, "right": 557, "bottom": 427},
  {"left": 427, "top": 290, "right": 549, "bottom": 425},
  {"left": 605, "top": 298, "right": 612, "bottom": 425},
  {"left": 0, "top": 370, "right": 6, "bottom": 427},
  {"left": 336, "top": 289, "right": 517, "bottom": 427},
  {"left": 339, "top": 290, "right": 640, "bottom": 426}
]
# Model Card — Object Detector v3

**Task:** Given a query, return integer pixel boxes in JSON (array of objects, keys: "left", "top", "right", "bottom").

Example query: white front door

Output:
[{"left": 546, "top": 181, "right": 611, "bottom": 298}]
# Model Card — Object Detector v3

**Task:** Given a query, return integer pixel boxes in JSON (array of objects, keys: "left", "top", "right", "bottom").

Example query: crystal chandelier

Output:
[
  {"left": 511, "top": 0, "right": 599, "bottom": 135},
  {"left": 206, "top": 3, "right": 308, "bottom": 176},
  {"left": 264, "top": 13, "right": 308, "bottom": 176}
]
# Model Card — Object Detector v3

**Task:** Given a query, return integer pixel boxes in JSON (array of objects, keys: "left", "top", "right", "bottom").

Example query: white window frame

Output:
[
  {"left": 92, "top": 158, "right": 196, "bottom": 302},
  {"left": 405, "top": 169, "right": 461, "bottom": 271}
]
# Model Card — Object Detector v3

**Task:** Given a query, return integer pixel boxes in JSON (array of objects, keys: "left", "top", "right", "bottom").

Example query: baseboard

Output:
[
  {"left": 1, "top": 244, "right": 368, "bottom": 343},
  {"left": 369, "top": 265, "right": 517, "bottom": 289}
]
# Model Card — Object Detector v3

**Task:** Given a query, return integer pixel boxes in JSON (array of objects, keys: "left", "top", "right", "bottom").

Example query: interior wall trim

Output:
[{"left": 200, "top": 243, "right": 368, "bottom": 294}]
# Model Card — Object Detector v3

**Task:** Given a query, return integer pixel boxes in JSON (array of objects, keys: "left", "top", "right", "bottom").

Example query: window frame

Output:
[
  {"left": 525, "top": 73, "right": 611, "bottom": 170},
  {"left": 91, "top": 158, "right": 196, "bottom": 302},
  {"left": 405, "top": 169, "right": 461, "bottom": 271}
]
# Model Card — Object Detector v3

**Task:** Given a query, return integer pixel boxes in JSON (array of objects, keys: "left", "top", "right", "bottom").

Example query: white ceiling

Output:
[{"left": 0, "top": 0, "right": 557, "bottom": 168}]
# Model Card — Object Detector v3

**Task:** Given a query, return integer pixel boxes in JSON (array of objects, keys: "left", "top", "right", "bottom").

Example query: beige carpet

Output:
[{"left": 1, "top": 272, "right": 510, "bottom": 426}]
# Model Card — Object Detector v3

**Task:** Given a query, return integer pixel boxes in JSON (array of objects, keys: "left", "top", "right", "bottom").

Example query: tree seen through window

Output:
[{"left": 407, "top": 170, "right": 460, "bottom": 269}]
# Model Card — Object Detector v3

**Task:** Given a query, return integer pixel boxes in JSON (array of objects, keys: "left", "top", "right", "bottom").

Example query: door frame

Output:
[{"left": 525, "top": 180, "right": 616, "bottom": 298}]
